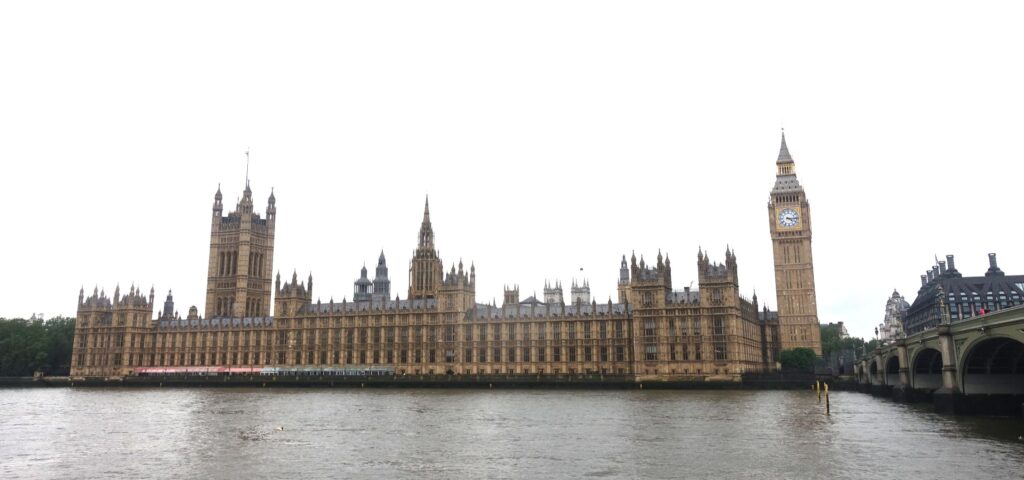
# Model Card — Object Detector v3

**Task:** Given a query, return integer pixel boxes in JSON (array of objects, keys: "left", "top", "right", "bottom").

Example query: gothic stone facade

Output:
[
  {"left": 768, "top": 132, "right": 823, "bottom": 355},
  {"left": 71, "top": 136, "right": 815, "bottom": 379}
]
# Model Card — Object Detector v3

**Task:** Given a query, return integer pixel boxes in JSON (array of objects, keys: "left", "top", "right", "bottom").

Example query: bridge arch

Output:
[
  {"left": 910, "top": 347, "right": 942, "bottom": 391},
  {"left": 960, "top": 336, "right": 1024, "bottom": 394},
  {"left": 869, "top": 359, "right": 880, "bottom": 385},
  {"left": 884, "top": 355, "right": 900, "bottom": 386}
]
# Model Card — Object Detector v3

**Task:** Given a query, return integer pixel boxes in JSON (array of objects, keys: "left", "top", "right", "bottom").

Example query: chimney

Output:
[
  {"left": 927, "top": 270, "right": 934, "bottom": 282},
  {"left": 946, "top": 254, "right": 956, "bottom": 273},
  {"left": 938, "top": 261, "right": 946, "bottom": 275},
  {"left": 920, "top": 275, "right": 927, "bottom": 286},
  {"left": 986, "top": 253, "right": 1005, "bottom": 277}
]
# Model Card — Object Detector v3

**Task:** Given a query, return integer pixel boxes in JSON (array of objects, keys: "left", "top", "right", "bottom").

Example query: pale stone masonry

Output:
[
  {"left": 72, "top": 134, "right": 820, "bottom": 379},
  {"left": 768, "top": 132, "right": 823, "bottom": 355}
]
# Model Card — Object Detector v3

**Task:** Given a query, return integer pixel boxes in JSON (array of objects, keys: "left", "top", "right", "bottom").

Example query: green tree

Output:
[
  {"left": 0, "top": 317, "right": 76, "bottom": 376},
  {"left": 820, "top": 324, "right": 842, "bottom": 358},
  {"left": 780, "top": 348, "right": 817, "bottom": 371},
  {"left": 817, "top": 324, "right": 877, "bottom": 359}
]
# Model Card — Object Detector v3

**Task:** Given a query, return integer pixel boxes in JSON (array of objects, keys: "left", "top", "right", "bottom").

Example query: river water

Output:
[{"left": 1, "top": 388, "right": 1021, "bottom": 479}]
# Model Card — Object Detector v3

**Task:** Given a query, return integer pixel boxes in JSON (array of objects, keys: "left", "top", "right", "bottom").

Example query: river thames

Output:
[{"left": 1, "top": 388, "right": 1021, "bottom": 479}]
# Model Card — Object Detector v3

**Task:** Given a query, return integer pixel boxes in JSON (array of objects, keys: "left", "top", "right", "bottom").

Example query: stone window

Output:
[
  {"left": 644, "top": 319, "right": 656, "bottom": 337},
  {"left": 645, "top": 344, "right": 657, "bottom": 361},
  {"left": 714, "top": 343, "right": 727, "bottom": 361}
]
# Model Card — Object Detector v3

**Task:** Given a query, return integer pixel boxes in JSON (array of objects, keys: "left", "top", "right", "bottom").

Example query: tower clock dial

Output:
[{"left": 778, "top": 208, "right": 799, "bottom": 228}]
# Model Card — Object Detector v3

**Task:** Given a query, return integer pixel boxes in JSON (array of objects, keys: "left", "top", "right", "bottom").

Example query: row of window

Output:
[{"left": 79, "top": 341, "right": 748, "bottom": 369}]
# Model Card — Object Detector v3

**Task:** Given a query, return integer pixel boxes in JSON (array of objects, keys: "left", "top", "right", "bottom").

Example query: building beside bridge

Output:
[
  {"left": 70, "top": 134, "right": 823, "bottom": 380},
  {"left": 879, "top": 290, "right": 908, "bottom": 341},
  {"left": 857, "top": 255, "right": 1024, "bottom": 414},
  {"left": 903, "top": 254, "right": 1024, "bottom": 334}
]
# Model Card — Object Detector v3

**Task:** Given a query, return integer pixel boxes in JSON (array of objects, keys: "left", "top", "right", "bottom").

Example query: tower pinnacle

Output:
[
  {"left": 777, "top": 130, "right": 793, "bottom": 165},
  {"left": 418, "top": 195, "right": 434, "bottom": 249}
]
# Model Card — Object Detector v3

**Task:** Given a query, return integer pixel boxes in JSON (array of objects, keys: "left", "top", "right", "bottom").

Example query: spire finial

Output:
[{"left": 245, "top": 147, "right": 250, "bottom": 187}]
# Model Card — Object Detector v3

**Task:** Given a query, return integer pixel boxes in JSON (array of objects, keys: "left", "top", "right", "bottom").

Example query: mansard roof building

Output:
[{"left": 903, "top": 254, "right": 1024, "bottom": 334}]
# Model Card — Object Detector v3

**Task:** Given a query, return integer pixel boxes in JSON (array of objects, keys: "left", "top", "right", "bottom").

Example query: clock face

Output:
[{"left": 778, "top": 208, "right": 799, "bottom": 228}]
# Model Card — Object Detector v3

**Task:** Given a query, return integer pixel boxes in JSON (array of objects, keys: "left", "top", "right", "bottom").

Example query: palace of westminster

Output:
[{"left": 70, "top": 134, "right": 823, "bottom": 379}]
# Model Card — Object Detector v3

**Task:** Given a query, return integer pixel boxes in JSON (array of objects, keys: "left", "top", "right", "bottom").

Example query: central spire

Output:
[{"left": 418, "top": 195, "right": 434, "bottom": 249}]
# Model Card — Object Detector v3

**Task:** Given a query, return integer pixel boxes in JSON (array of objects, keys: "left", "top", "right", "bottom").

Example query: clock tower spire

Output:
[{"left": 768, "top": 130, "right": 822, "bottom": 355}]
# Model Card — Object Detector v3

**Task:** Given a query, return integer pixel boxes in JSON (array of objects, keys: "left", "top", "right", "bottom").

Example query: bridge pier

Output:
[
  {"left": 891, "top": 339, "right": 912, "bottom": 403},
  {"left": 932, "top": 324, "right": 963, "bottom": 414}
]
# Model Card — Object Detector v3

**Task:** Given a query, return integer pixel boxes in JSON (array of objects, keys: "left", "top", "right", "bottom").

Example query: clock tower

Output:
[{"left": 768, "top": 131, "right": 822, "bottom": 355}]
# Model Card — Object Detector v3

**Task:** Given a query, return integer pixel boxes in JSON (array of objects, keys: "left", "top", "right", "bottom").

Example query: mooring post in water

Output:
[
  {"left": 816, "top": 380, "right": 821, "bottom": 403},
  {"left": 825, "top": 382, "right": 830, "bottom": 415}
]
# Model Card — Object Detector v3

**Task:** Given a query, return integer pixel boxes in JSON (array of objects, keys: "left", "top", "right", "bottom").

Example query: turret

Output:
[
  {"left": 628, "top": 249, "right": 673, "bottom": 307},
  {"left": 213, "top": 184, "right": 223, "bottom": 216},
  {"left": 545, "top": 280, "right": 564, "bottom": 305},
  {"left": 162, "top": 290, "right": 174, "bottom": 319},
  {"left": 371, "top": 251, "right": 392, "bottom": 301},
  {"left": 571, "top": 278, "right": 591, "bottom": 305},
  {"left": 698, "top": 248, "right": 741, "bottom": 307},
  {"left": 267, "top": 188, "right": 276, "bottom": 220},
  {"left": 503, "top": 285, "right": 520, "bottom": 307},
  {"left": 274, "top": 270, "right": 313, "bottom": 317},
  {"left": 354, "top": 264, "right": 372, "bottom": 302}
]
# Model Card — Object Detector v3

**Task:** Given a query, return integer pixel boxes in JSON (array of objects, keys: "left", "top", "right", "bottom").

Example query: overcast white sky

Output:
[{"left": 2, "top": 2, "right": 1022, "bottom": 340}]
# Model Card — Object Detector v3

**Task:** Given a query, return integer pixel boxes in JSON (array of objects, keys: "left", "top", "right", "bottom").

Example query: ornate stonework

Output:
[
  {"left": 71, "top": 138, "right": 812, "bottom": 379},
  {"left": 768, "top": 132, "right": 823, "bottom": 355}
]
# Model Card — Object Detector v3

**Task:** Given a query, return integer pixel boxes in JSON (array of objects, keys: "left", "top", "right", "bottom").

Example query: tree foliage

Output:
[
  {"left": 780, "top": 348, "right": 817, "bottom": 371},
  {"left": 819, "top": 323, "right": 877, "bottom": 358},
  {"left": 0, "top": 317, "right": 75, "bottom": 376}
]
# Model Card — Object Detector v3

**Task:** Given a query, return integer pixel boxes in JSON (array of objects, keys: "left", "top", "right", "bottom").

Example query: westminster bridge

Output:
[{"left": 854, "top": 304, "right": 1024, "bottom": 415}]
